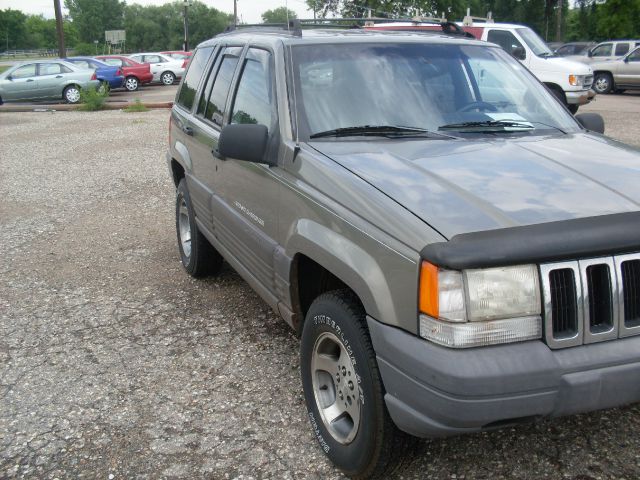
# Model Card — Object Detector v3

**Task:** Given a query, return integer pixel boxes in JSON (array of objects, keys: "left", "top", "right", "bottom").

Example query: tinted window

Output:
[
  {"left": 176, "top": 46, "right": 213, "bottom": 111},
  {"left": 615, "top": 43, "right": 630, "bottom": 56},
  {"left": 103, "top": 58, "right": 123, "bottom": 67},
  {"left": 39, "top": 63, "right": 65, "bottom": 75},
  {"left": 555, "top": 45, "right": 572, "bottom": 56},
  {"left": 70, "top": 60, "right": 91, "bottom": 69},
  {"left": 629, "top": 49, "right": 640, "bottom": 62},
  {"left": 487, "top": 30, "right": 524, "bottom": 56},
  {"left": 592, "top": 44, "right": 612, "bottom": 56},
  {"left": 202, "top": 55, "right": 239, "bottom": 126},
  {"left": 11, "top": 64, "right": 36, "bottom": 79},
  {"left": 231, "top": 50, "right": 273, "bottom": 127}
]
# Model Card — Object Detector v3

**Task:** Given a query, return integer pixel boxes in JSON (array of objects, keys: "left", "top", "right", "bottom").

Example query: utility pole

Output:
[
  {"left": 183, "top": 0, "right": 190, "bottom": 51},
  {"left": 53, "top": 0, "right": 66, "bottom": 58},
  {"left": 556, "top": 0, "right": 562, "bottom": 42},
  {"left": 234, "top": 0, "right": 238, "bottom": 26}
]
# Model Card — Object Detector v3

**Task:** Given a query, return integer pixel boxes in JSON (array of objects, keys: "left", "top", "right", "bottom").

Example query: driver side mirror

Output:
[
  {"left": 587, "top": 49, "right": 594, "bottom": 57},
  {"left": 217, "top": 124, "right": 273, "bottom": 165},
  {"left": 575, "top": 113, "right": 605, "bottom": 134},
  {"left": 511, "top": 46, "right": 526, "bottom": 60}
]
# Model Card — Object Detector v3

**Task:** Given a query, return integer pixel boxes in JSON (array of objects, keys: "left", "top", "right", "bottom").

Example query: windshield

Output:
[
  {"left": 292, "top": 42, "right": 579, "bottom": 139},
  {"left": 517, "top": 28, "right": 553, "bottom": 56}
]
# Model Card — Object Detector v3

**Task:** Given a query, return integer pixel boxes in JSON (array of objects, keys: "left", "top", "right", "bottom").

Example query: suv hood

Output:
[{"left": 310, "top": 133, "right": 640, "bottom": 239}]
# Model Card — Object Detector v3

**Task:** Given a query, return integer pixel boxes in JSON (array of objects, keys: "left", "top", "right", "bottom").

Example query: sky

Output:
[{"left": 0, "top": 0, "right": 314, "bottom": 23}]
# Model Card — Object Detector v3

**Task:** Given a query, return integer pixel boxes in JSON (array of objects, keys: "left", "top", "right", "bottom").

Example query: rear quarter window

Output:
[{"left": 176, "top": 46, "right": 214, "bottom": 111}]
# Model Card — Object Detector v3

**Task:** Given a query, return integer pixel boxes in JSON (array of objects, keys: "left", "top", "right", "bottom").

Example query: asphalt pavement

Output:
[{"left": 1, "top": 94, "right": 640, "bottom": 479}]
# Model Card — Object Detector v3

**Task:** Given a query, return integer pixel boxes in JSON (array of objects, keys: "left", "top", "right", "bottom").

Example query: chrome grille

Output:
[
  {"left": 584, "top": 74, "right": 594, "bottom": 88},
  {"left": 541, "top": 253, "right": 640, "bottom": 349}
]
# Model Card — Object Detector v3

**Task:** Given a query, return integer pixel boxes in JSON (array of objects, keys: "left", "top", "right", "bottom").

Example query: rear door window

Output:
[
  {"left": 196, "top": 47, "right": 241, "bottom": 127},
  {"left": 38, "top": 63, "right": 67, "bottom": 75},
  {"left": 615, "top": 43, "right": 630, "bottom": 56},
  {"left": 176, "top": 46, "right": 214, "bottom": 111}
]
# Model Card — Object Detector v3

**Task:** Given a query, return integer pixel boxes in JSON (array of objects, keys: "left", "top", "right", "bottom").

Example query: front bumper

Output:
[
  {"left": 565, "top": 88, "right": 596, "bottom": 105},
  {"left": 368, "top": 316, "right": 640, "bottom": 438}
]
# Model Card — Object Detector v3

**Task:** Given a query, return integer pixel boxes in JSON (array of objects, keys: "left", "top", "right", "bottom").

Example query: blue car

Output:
[{"left": 65, "top": 57, "right": 124, "bottom": 90}]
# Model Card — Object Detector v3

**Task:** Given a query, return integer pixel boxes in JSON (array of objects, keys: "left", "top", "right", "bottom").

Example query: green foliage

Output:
[
  {"left": 73, "top": 42, "right": 96, "bottom": 55},
  {"left": 123, "top": 99, "right": 149, "bottom": 113},
  {"left": 261, "top": 7, "right": 298, "bottom": 24},
  {"left": 123, "top": 1, "right": 232, "bottom": 52},
  {"left": 79, "top": 85, "right": 109, "bottom": 111},
  {"left": 64, "top": 0, "right": 125, "bottom": 44},
  {"left": 0, "top": 9, "right": 28, "bottom": 50},
  {"left": 0, "top": 65, "right": 9, "bottom": 74},
  {"left": 306, "top": 0, "right": 640, "bottom": 42}
]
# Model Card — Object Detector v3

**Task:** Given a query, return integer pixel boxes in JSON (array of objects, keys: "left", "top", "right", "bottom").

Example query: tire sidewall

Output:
[
  {"left": 301, "top": 297, "right": 383, "bottom": 476},
  {"left": 64, "top": 85, "right": 80, "bottom": 104},
  {"left": 175, "top": 179, "right": 197, "bottom": 274},
  {"left": 594, "top": 73, "right": 612, "bottom": 94},
  {"left": 126, "top": 76, "right": 139, "bottom": 91},
  {"left": 162, "top": 72, "right": 175, "bottom": 85}
]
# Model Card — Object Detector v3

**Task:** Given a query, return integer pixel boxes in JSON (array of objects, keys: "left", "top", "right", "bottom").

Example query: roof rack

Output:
[
  {"left": 462, "top": 8, "right": 494, "bottom": 26},
  {"left": 222, "top": 17, "right": 475, "bottom": 38}
]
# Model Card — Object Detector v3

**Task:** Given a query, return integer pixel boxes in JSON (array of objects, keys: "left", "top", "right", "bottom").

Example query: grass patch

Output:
[
  {"left": 123, "top": 99, "right": 149, "bottom": 113},
  {"left": 79, "top": 85, "right": 109, "bottom": 111},
  {"left": 0, "top": 65, "right": 10, "bottom": 74}
]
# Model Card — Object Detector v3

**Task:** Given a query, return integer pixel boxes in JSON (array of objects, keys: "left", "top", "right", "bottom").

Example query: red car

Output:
[
  {"left": 95, "top": 55, "right": 153, "bottom": 91},
  {"left": 161, "top": 51, "right": 192, "bottom": 69}
]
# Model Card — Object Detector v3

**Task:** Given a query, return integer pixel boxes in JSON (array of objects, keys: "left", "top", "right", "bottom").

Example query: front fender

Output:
[{"left": 286, "top": 219, "right": 397, "bottom": 323}]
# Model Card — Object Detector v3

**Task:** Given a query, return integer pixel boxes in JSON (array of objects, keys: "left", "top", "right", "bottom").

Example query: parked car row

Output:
[
  {"left": 552, "top": 40, "right": 640, "bottom": 94},
  {"left": 0, "top": 50, "right": 192, "bottom": 104}
]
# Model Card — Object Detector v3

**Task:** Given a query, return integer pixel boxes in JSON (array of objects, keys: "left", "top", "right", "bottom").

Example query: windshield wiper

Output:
[
  {"left": 438, "top": 119, "right": 535, "bottom": 132},
  {"left": 310, "top": 125, "right": 453, "bottom": 139}
]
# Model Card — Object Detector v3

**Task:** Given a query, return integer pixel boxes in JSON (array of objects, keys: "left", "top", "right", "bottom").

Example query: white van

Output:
[{"left": 369, "top": 16, "right": 595, "bottom": 113}]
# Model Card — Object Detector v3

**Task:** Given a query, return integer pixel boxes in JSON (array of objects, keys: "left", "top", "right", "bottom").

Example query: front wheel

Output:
[
  {"left": 63, "top": 85, "right": 81, "bottom": 104},
  {"left": 300, "top": 290, "right": 407, "bottom": 479},
  {"left": 125, "top": 76, "right": 139, "bottom": 91},
  {"left": 175, "top": 179, "right": 223, "bottom": 277},
  {"left": 593, "top": 73, "right": 613, "bottom": 94},
  {"left": 161, "top": 71, "right": 176, "bottom": 85}
]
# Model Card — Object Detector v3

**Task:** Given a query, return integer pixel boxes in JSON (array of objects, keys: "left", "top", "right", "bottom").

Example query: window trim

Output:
[{"left": 11, "top": 63, "right": 37, "bottom": 79}]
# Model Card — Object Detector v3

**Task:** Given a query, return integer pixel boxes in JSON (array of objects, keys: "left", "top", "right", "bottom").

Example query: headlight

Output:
[
  {"left": 569, "top": 74, "right": 589, "bottom": 87},
  {"left": 419, "top": 262, "right": 542, "bottom": 348}
]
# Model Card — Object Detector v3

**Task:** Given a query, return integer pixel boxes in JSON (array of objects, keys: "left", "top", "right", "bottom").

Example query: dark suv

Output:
[{"left": 167, "top": 22, "right": 640, "bottom": 479}]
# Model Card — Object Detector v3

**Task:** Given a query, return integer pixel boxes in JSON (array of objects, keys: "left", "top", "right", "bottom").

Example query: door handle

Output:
[
  {"left": 26, "top": 79, "right": 34, "bottom": 82},
  {"left": 55, "top": 75, "right": 63, "bottom": 78},
  {"left": 182, "top": 126, "right": 193, "bottom": 136}
]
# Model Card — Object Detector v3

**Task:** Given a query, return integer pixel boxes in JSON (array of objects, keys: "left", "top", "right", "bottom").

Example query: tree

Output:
[
  {"left": 64, "top": 0, "right": 125, "bottom": 44},
  {"left": 262, "top": 7, "right": 298, "bottom": 24},
  {"left": 0, "top": 9, "right": 28, "bottom": 50},
  {"left": 123, "top": 1, "right": 231, "bottom": 52}
]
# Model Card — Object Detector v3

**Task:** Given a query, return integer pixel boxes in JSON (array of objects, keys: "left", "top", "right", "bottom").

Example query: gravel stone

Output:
[{"left": 1, "top": 98, "right": 640, "bottom": 479}]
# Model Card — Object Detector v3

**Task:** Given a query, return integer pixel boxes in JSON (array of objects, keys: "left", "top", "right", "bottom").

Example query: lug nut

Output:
[
  {"left": 348, "top": 380, "right": 354, "bottom": 390},
  {"left": 341, "top": 366, "right": 346, "bottom": 376}
]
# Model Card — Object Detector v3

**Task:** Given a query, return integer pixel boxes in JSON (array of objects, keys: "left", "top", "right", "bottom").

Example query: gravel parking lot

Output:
[{"left": 1, "top": 95, "right": 640, "bottom": 480}]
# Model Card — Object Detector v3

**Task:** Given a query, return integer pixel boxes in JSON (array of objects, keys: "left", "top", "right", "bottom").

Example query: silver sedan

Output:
[{"left": 0, "top": 60, "right": 101, "bottom": 104}]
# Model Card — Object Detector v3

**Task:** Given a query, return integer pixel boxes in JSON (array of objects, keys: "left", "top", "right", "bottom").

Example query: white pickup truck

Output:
[{"left": 370, "top": 17, "right": 595, "bottom": 113}]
